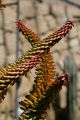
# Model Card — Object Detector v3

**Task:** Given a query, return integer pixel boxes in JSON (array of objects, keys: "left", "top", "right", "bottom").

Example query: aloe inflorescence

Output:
[
  {"left": 0, "top": 20, "right": 73, "bottom": 105},
  {"left": 0, "top": 20, "right": 73, "bottom": 119},
  {"left": 16, "top": 20, "right": 73, "bottom": 120}
]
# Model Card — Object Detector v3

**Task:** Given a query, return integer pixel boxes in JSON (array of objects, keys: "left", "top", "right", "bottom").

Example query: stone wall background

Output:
[{"left": 0, "top": 0, "right": 80, "bottom": 120}]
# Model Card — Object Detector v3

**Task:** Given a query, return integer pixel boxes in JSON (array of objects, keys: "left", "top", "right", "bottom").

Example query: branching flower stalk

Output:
[
  {"left": 0, "top": 21, "right": 73, "bottom": 105},
  {"left": 16, "top": 20, "right": 73, "bottom": 120}
]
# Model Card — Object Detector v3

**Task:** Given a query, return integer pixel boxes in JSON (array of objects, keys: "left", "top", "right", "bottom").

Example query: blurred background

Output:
[{"left": 0, "top": 0, "right": 80, "bottom": 120}]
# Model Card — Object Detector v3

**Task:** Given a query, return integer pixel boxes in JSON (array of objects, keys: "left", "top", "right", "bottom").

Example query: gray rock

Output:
[
  {"left": 67, "top": 5, "right": 80, "bottom": 17},
  {"left": 73, "top": 54, "right": 80, "bottom": 68},
  {"left": 4, "top": 7, "right": 16, "bottom": 32},
  {"left": 70, "top": 46, "right": 80, "bottom": 54},
  {"left": 6, "top": 33, "right": 16, "bottom": 54},
  {"left": 0, "top": 14, "right": 2, "bottom": 29},
  {"left": 43, "top": 0, "right": 52, "bottom": 4},
  {"left": 7, "top": 54, "right": 16, "bottom": 64},
  {"left": 25, "top": 19, "right": 37, "bottom": 33},
  {"left": 52, "top": 51, "right": 60, "bottom": 61},
  {"left": 21, "top": 39, "right": 31, "bottom": 53},
  {"left": 51, "top": 4, "right": 65, "bottom": 17},
  {"left": 69, "top": 27, "right": 78, "bottom": 38},
  {"left": 0, "top": 30, "right": 3, "bottom": 44},
  {"left": 69, "top": 38, "right": 79, "bottom": 48},
  {"left": 20, "top": 0, "right": 35, "bottom": 19},
  {"left": 18, "top": 75, "right": 34, "bottom": 97},
  {"left": 0, "top": 45, "right": 6, "bottom": 66},
  {"left": 53, "top": 38, "right": 67, "bottom": 51},
  {"left": 4, "top": 0, "right": 16, "bottom": 3},
  {"left": 77, "top": 26, "right": 80, "bottom": 39},
  {"left": 37, "top": 15, "right": 49, "bottom": 35},
  {"left": 36, "top": 2, "right": 50, "bottom": 15},
  {"left": 44, "top": 15, "right": 56, "bottom": 30}
]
